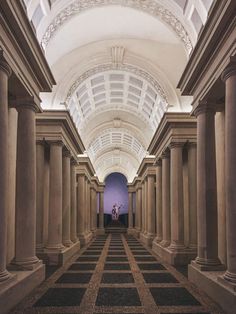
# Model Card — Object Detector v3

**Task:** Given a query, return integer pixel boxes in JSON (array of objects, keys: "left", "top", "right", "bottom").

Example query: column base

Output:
[
  {"left": 63, "top": 240, "right": 74, "bottom": 247},
  {"left": 152, "top": 242, "right": 197, "bottom": 266},
  {"left": 0, "top": 263, "right": 44, "bottom": 314},
  {"left": 96, "top": 228, "right": 105, "bottom": 235},
  {"left": 9, "top": 258, "right": 42, "bottom": 271},
  {"left": 133, "top": 228, "right": 141, "bottom": 238},
  {"left": 78, "top": 232, "right": 93, "bottom": 247},
  {"left": 140, "top": 232, "right": 155, "bottom": 247},
  {"left": 37, "top": 241, "right": 80, "bottom": 265},
  {"left": 189, "top": 262, "right": 235, "bottom": 314},
  {"left": 127, "top": 228, "right": 136, "bottom": 235},
  {"left": 193, "top": 258, "right": 225, "bottom": 271}
]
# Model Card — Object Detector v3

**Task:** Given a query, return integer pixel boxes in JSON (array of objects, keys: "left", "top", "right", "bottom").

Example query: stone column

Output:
[
  {"left": 62, "top": 149, "right": 73, "bottom": 247},
  {"left": 169, "top": 142, "right": 185, "bottom": 250},
  {"left": 154, "top": 160, "right": 162, "bottom": 242},
  {"left": 7, "top": 107, "right": 18, "bottom": 264},
  {"left": 188, "top": 142, "right": 197, "bottom": 250},
  {"left": 221, "top": 60, "right": 236, "bottom": 282},
  {"left": 90, "top": 186, "right": 97, "bottom": 233},
  {"left": 46, "top": 141, "right": 64, "bottom": 251},
  {"left": 36, "top": 141, "right": 45, "bottom": 250},
  {"left": 141, "top": 182, "right": 145, "bottom": 233},
  {"left": 99, "top": 191, "right": 104, "bottom": 231},
  {"left": 128, "top": 191, "right": 133, "bottom": 229},
  {"left": 87, "top": 179, "right": 91, "bottom": 234},
  {"left": 193, "top": 102, "right": 222, "bottom": 270},
  {"left": 77, "top": 174, "right": 85, "bottom": 238},
  {"left": 0, "top": 58, "right": 13, "bottom": 282},
  {"left": 147, "top": 174, "right": 155, "bottom": 236},
  {"left": 70, "top": 160, "right": 78, "bottom": 243},
  {"left": 160, "top": 150, "right": 171, "bottom": 247},
  {"left": 135, "top": 186, "right": 141, "bottom": 232},
  {"left": 145, "top": 178, "right": 148, "bottom": 233},
  {"left": 14, "top": 100, "right": 40, "bottom": 269}
]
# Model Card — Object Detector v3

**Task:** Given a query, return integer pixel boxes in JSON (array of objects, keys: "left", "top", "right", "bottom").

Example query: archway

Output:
[{"left": 104, "top": 172, "right": 128, "bottom": 227}]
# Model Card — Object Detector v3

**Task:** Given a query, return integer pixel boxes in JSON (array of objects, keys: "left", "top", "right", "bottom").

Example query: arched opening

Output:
[{"left": 104, "top": 172, "right": 128, "bottom": 228}]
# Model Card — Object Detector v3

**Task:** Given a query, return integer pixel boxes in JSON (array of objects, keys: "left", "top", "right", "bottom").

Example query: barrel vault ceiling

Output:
[{"left": 23, "top": 0, "right": 213, "bottom": 182}]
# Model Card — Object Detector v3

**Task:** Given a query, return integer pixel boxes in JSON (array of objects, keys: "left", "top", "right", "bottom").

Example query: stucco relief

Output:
[{"left": 41, "top": 0, "right": 193, "bottom": 53}]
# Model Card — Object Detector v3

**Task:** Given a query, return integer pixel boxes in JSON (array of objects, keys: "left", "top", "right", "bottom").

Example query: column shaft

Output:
[
  {"left": 46, "top": 142, "right": 64, "bottom": 250},
  {"left": 188, "top": 143, "right": 197, "bottom": 249},
  {"left": 141, "top": 183, "right": 145, "bottom": 233},
  {"left": 169, "top": 143, "right": 185, "bottom": 250},
  {"left": 0, "top": 59, "right": 12, "bottom": 281},
  {"left": 161, "top": 152, "right": 171, "bottom": 247},
  {"left": 99, "top": 192, "right": 104, "bottom": 229},
  {"left": 70, "top": 161, "right": 78, "bottom": 242},
  {"left": 128, "top": 192, "right": 133, "bottom": 229},
  {"left": 36, "top": 141, "right": 45, "bottom": 250},
  {"left": 222, "top": 63, "right": 236, "bottom": 282},
  {"left": 62, "top": 151, "right": 72, "bottom": 246},
  {"left": 147, "top": 175, "right": 155, "bottom": 235},
  {"left": 194, "top": 103, "right": 221, "bottom": 268},
  {"left": 77, "top": 175, "right": 85, "bottom": 236},
  {"left": 155, "top": 161, "right": 162, "bottom": 242},
  {"left": 15, "top": 103, "right": 39, "bottom": 269}
]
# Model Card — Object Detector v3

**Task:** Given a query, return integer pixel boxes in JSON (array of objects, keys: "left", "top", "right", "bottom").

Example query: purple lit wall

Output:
[{"left": 104, "top": 172, "right": 128, "bottom": 214}]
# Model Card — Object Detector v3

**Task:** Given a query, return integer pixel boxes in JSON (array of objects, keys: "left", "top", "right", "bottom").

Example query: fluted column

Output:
[
  {"left": 193, "top": 102, "right": 222, "bottom": 270},
  {"left": 160, "top": 150, "right": 171, "bottom": 247},
  {"left": 128, "top": 191, "right": 133, "bottom": 229},
  {"left": 188, "top": 142, "right": 197, "bottom": 250},
  {"left": 99, "top": 191, "right": 104, "bottom": 230},
  {"left": 46, "top": 141, "right": 64, "bottom": 251},
  {"left": 154, "top": 160, "right": 162, "bottom": 242},
  {"left": 70, "top": 160, "right": 78, "bottom": 243},
  {"left": 77, "top": 174, "right": 85, "bottom": 238},
  {"left": 147, "top": 175, "right": 155, "bottom": 236},
  {"left": 14, "top": 100, "right": 40, "bottom": 269},
  {"left": 169, "top": 142, "right": 185, "bottom": 250},
  {"left": 0, "top": 58, "right": 13, "bottom": 282},
  {"left": 62, "top": 149, "right": 73, "bottom": 247},
  {"left": 222, "top": 59, "right": 236, "bottom": 282},
  {"left": 36, "top": 141, "right": 45, "bottom": 250}
]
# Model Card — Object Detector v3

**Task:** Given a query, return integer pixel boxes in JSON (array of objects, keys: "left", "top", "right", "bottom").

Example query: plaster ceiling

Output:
[{"left": 23, "top": 0, "right": 213, "bottom": 182}]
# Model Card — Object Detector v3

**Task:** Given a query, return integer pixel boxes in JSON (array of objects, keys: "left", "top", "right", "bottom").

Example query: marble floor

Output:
[{"left": 10, "top": 235, "right": 224, "bottom": 314}]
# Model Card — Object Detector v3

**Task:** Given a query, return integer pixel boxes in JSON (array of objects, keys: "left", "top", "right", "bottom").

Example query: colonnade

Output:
[{"left": 128, "top": 114, "right": 198, "bottom": 265}]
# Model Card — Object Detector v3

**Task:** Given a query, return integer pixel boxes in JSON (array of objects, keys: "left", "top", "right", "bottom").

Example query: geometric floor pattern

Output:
[{"left": 10, "top": 234, "right": 224, "bottom": 314}]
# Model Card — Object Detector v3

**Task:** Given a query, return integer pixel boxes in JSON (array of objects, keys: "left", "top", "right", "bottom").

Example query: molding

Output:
[{"left": 41, "top": 0, "right": 193, "bottom": 53}]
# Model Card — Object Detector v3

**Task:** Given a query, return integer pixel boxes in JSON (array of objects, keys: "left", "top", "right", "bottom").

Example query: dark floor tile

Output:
[
  {"left": 68, "top": 263, "right": 96, "bottom": 271},
  {"left": 76, "top": 256, "right": 99, "bottom": 262},
  {"left": 101, "top": 273, "right": 134, "bottom": 283},
  {"left": 132, "top": 251, "right": 151, "bottom": 255},
  {"left": 175, "top": 265, "right": 188, "bottom": 277},
  {"left": 56, "top": 273, "right": 92, "bottom": 284},
  {"left": 150, "top": 287, "right": 201, "bottom": 306},
  {"left": 82, "top": 251, "right": 101, "bottom": 255},
  {"left": 143, "top": 272, "right": 179, "bottom": 283},
  {"left": 104, "top": 263, "right": 130, "bottom": 270},
  {"left": 106, "top": 256, "right": 128, "bottom": 262},
  {"left": 130, "top": 247, "right": 146, "bottom": 250},
  {"left": 45, "top": 265, "right": 59, "bottom": 279},
  {"left": 160, "top": 313, "right": 210, "bottom": 314},
  {"left": 34, "top": 288, "right": 86, "bottom": 307},
  {"left": 108, "top": 251, "right": 126, "bottom": 255},
  {"left": 96, "top": 288, "right": 141, "bottom": 306},
  {"left": 135, "top": 256, "right": 157, "bottom": 261},
  {"left": 138, "top": 263, "right": 166, "bottom": 270}
]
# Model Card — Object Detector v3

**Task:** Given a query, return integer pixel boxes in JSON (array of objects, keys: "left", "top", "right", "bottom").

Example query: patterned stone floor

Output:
[{"left": 10, "top": 234, "right": 224, "bottom": 314}]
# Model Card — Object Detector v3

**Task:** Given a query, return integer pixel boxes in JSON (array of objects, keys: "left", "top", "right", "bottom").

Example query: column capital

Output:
[
  {"left": 155, "top": 158, "right": 162, "bottom": 166},
  {"left": 187, "top": 141, "right": 197, "bottom": 148},
  {"left": 0, "top": 57, "right": 12, "bottom": 78},
  {"left": 48, "top": 140, "right": 64, "bottom": 147},
  {"left": 221, "top": 55, "right": 236, "bottom": 82},
  {"left": 169, "top": 141, "right": 185, "bottom": 149},
  {"left": 36, "top": 140, "right": 45, "bottom": 146},
  {"left": 11, "top": 96, "right": 40, "bottom": 113},
  {"left": 193, "top": 100, "right": 216, "bottom": 117},
  {"left": 71, "top": 158, "right": 78, "bottom": 166},
  {"left": 62, "top": 148, "right": 71, "bottom": 158},
  {"left": 161, "top": 149, "right": 170, "bottom": 159}
]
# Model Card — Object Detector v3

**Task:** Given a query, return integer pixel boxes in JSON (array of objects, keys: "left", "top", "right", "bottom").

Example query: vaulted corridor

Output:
[{"left": 11, "top": 234, "right": 222, "bottom": 314}]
